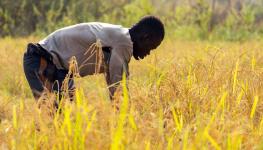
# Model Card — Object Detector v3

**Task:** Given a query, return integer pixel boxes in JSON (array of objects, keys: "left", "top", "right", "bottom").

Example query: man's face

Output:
[{"left": 133, "top": 36, "right": 161, "bottom": 60}]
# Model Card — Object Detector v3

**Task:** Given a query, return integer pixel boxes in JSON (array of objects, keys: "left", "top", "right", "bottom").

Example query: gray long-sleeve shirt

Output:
[{"left": 39, "top": 22, "right": 133, "bottom": 96}]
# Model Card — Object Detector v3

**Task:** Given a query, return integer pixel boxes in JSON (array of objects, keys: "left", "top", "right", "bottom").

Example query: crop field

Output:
[{"left": 0, "top": 37, "right": 263, "bottom": 149}]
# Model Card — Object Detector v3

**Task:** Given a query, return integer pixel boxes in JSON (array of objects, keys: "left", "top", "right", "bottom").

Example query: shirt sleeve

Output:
[{"left": 106, "top": 46, "right": 131, "bottom": 98}]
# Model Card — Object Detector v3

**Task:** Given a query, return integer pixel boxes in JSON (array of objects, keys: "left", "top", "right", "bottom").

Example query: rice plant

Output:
[{"left": 0, "top": 38, "right": 263, "bottom": 149}]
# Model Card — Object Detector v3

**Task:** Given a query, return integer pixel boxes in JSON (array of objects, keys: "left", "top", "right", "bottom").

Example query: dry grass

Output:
[{"left": 0, "top": 37, "right": 263, "bottom": 149}]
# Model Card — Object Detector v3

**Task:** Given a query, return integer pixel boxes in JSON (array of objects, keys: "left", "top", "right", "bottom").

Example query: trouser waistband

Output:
[{"left": 27, "top": 43, "right": 53, "bottom": 63}]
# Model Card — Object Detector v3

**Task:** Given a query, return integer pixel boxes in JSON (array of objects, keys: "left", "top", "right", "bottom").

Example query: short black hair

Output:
[
  {"left": 129, "top": 16, "right": 165, "bottom": 60},
  {"left": 130, "top": 15, "right": 165, "bottom": 43}
]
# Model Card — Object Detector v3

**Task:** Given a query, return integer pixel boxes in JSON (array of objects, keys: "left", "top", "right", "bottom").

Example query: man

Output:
[{"left": 23, "top": 15, "right": 165, "bottom": 101}]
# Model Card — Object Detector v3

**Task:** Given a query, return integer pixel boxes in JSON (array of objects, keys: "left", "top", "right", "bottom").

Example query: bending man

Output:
[{"left": 23, "top": 15, "right": 165, "bottom": 100}]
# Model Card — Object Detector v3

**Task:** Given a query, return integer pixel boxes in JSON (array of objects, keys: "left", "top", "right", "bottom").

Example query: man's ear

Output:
[
  {"left": 143, "top": 34, "right": 149, "bottom": 39},
  {"left": 141, "top": 34, "right": 151, "bottom": 43}
]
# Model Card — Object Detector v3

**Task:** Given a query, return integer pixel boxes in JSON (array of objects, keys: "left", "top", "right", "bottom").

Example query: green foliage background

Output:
[{"left": 1, "top": 0, "right": 263, "bottom": 41}]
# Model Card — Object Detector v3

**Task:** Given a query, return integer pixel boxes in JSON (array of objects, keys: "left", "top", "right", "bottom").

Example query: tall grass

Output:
[{"left": 0, "top": 37, "right": 263, "bottom": 149}]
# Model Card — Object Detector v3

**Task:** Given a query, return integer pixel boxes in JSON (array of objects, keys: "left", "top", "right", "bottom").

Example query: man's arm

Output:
[{"left": 105, "top": 49, "right": 129, "bottom": 100}]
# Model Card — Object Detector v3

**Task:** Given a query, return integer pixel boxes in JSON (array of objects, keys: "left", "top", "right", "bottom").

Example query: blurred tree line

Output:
[{"left": 0, "top": 0, "right": 263, "bottom": 40}]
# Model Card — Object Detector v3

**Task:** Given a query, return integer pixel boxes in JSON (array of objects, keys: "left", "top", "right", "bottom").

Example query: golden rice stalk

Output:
[
  {"left": 12, "top": 105, "right": 17, "bottom": 130},
  {"left": 250, "top": 96, "right": 259, "bottom": 119},
  {"left": 111, "top": 73, "right": 129, "bottom": 150},
  {"left": 182, "top": 129, "right": 189, "bottom": 150},
  {"left": 80, "top": 39, "right": 104, "bottom": 74},
  {"left": 251, "top": 55, "right": 256, "bottom": 71},
  {"left": 204, "top": 130, "right": 221, "bottom": 150},
  {"left": 171, "top": 108, "right": 183, "bottom": 133},
  {"left": 236, "top": 91, "right": 243, "bottom": 105},
  {"left": 232, "top": 60, "right": 239, "bottom": 94}
]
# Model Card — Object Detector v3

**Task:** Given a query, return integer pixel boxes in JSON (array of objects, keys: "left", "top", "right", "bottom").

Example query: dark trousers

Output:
[{"left": 23, "top": 44, "right": 75, "bottom": 100}]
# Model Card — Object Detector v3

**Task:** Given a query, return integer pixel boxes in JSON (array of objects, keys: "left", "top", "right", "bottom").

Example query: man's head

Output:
[{"left": 129, "top": 15, "right": 165, "bottom": 60}]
